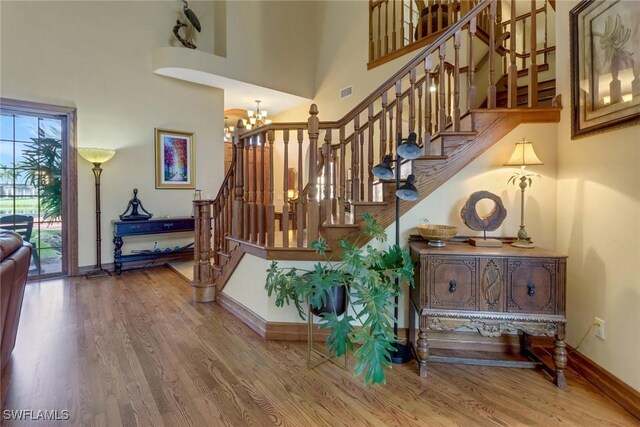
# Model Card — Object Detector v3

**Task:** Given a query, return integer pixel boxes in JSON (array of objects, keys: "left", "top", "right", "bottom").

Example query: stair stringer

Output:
[{"left": 323, "top": 107, "right": 561, "bottom": 244}]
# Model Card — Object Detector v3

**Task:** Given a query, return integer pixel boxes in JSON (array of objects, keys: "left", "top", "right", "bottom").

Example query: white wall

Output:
[
  {"left": 0, "top": 1, "right": 224, "bottom": 267},
  {"left": 555, "top": 1, "right": 640, "bottom": 392}
]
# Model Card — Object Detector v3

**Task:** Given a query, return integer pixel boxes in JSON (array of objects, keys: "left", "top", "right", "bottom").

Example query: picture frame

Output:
[
  {"left": 570, "top": 0, "right": 640, "bottom": 139},
  {"left": 155, "top": 128, "right": 195, "bottom": 189}
]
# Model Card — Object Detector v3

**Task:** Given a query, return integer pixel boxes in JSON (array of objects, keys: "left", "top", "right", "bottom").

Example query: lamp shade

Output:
[
  {"left": 504, "top": 139, "right": 543, "bottom": 166},
  {"left": 396, "top": 174, "right": 419, "bottom": 201},
  {"left": 371, "top": 155, "right": 394, "bottom": 180},
  {"left": 78, "top": 147, "right": 116, "bottom": 165},
  {"left": 397, "top": 132, "right": 421, "bottom": 160}
]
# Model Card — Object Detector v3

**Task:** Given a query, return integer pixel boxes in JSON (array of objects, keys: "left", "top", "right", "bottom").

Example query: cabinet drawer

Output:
[
  {"left": 507, "top": 259, "right": 557, "bottom": 314},
  {"left": 428, "top": 257, "right": 476, "bottom": 310}
]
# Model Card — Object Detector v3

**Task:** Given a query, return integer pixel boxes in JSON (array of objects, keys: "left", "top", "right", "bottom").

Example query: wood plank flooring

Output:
[{"left": 2, "top": 267, "right": 638, "bottom": 426}]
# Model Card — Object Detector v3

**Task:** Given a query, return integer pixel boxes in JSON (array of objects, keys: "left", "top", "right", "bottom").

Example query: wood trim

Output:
[
  {"left": 426, "top": 330, "right": 520, "bottom": 353},
  {"left": 0, "top": 98, "right": 78, "bottom": 277},
  {"left": 76, "top": 255, "right": 193, "bottom": 276},
  {"left": 216, "top": 293, "right": 267, "bottom": 338},
  {"left": 265, "top": 322, "right": 331, "bottom": 342}
]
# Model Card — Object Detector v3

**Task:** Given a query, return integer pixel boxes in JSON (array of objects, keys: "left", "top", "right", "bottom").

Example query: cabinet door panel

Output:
[
  {"left": 428, "top": 257, "right": 476, "bottom": 309},
  {"left": 478, "top": 258, "right": 505, "bottom": 312},
  {"left": 507, "top": 259, "right": 557, "bottom": 314}
]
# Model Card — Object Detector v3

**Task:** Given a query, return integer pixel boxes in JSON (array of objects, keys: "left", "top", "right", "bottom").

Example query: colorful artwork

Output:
[{"left": 155, "top": 129, "right": 195, "bottom": 189}]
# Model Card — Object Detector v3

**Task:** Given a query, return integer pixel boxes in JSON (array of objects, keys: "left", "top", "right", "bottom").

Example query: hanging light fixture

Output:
[
  {"left": 396, "top": 132, "right": 422, "bottom": 160},
  {"left": 243, "top": 100, "right": 272, "bottom": 131},
  {"left": 224, "top": 117, "right": 234, "bottom": 141}
]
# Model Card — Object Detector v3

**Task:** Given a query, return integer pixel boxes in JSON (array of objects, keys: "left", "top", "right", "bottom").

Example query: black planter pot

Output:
[{"left": 310, "top": 285, "right": 347, "bottom": 317}]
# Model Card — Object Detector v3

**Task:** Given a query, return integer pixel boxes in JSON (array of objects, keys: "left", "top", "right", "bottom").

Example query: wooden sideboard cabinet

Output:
[{"left": 409, "top": 241, "right": 568, "bottom": 388}]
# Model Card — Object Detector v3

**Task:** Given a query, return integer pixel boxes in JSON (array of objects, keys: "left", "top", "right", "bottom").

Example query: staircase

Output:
[{"left": 192, "top": 0, "right": 560, "bottom": 299}]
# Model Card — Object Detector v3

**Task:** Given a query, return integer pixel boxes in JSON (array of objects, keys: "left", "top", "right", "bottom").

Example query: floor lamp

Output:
[
  {"left": 78, "top": 147, "right": 116, "bottom": 278},
  {"left": 371, "top": 132, "right": 421, "bottom": 364},
  {"left": 504, "top": 138, "right": 543, "bottom": 248}
]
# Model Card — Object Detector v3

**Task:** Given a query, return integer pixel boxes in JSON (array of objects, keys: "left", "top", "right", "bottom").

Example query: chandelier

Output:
[
  {"left": 244, "top": 100, "right": 271, "bottom": 131},
  {"left": 224, "top": 117, "right": 234, "bottom": 141}
]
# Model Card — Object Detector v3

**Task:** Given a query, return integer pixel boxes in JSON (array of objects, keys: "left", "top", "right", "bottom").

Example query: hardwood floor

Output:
[{"left": 2, "top": 267, "right": 638, "bottom": 427}]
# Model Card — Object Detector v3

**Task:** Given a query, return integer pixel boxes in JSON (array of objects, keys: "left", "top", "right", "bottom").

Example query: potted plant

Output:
[{"left": 265, "top": 213, "right": 414, "bottom": 385}]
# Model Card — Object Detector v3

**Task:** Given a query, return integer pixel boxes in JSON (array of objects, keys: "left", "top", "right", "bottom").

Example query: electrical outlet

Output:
[{"left": 594, "top": 317, "right": 605, "bottom": 340}]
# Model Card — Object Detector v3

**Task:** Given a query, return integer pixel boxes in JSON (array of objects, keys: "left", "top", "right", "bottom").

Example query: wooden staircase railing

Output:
[{"left": 193, "top": 0, "right": 559, "bottom": 292}]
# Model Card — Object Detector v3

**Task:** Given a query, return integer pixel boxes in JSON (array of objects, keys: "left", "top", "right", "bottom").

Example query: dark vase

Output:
[{"left": 310, "top": 285, "right": 347, "bottom": 317}]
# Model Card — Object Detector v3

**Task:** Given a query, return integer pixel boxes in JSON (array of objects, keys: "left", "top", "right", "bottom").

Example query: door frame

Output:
[{"left": 0, "top": 98, "right": 79, "bottom": 276}]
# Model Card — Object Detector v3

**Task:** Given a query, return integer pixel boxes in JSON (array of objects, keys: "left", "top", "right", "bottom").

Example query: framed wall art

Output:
[
  {"left": 155, "top": 128, "right": 195, "bottom": 189},
  {"left": 570, "top": 0, "right": 640, "bottom": 139}
]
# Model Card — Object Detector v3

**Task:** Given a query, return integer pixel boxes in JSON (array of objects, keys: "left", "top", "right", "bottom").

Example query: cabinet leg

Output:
[
  {"left": 417, "top": 320, "right": 429, "bottom": 378},
  {"left": 553, "top": 324, "right": 567, "bottom": 389}
]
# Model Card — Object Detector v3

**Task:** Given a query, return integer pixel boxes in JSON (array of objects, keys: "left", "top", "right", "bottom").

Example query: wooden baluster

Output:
[
  {"left": 409, "top": 68, "right": 416, "bottom": 132},
  {"left": 417, "top": 0, "right": 423, "bottom": 41},
  {"left": 388, "top": 106, "right": 394, "bottom": 157},
  {"left": 437, "top": 0, "right": 443, "bottom": 31},
  {"left": 417, "top": 84, "right": 423, "bottom": 147},
  {"left": 434, "top": 74, "right": 439, "bottom": 132},
  {"left": 232, "top": 121, "right": 244, "bottom": 239},
  {"left": 282, "top": 130, "right": 290, "bottom": 247},
  {"left": 438, "top": 43, "right": 446, "bottom": 133},
  {"left": 220, "top": 183, "right": 227, "bottom": 253},
  {"left": 522, "top": 19, "right": 527, "bottom": 70},
  {"left": 243, "top": 136, "right": 250, "bottom": 241},
  {"left": 307, "top": 104, "right": 320, "bottom": 244},
  {"left": 543, "top": 0, "right": 548, "bottom": 65},
  {"left": 392, "top": 0, "right": 397, "bottom": 51},
  {"left": 468, "top": 17, "right": 477, "bottom": 112},
  {"left": 192, "top": 200, "right": 214, "bottom": 303},
  {"left": 367, "top": 104, "right": 374, "bottom": 201},
  {"left": 296, "top": 129, "right": 304, "bottom": 247},
  {"left": 395, "top": 80, "right": 402, "bottom": 146},
  {"left": 448, "top": 0, "right": 454, "bottom": 29},
  {"left": 400, "top": 0, "right": 405, "bottom": 47},
  {"left": 496, "top": 0, "right": 502, "bottom": 38},
  {"left": 359, "top": 122, "right": 365, "bottom": 200},
  {"left": 226, "top": 179, "right": 233, "bottom": 252},
  {"left": 453, "top": 30, "right": 461, "bottom": 131},
  {"left": 460, "top": 0, "right": 470, "bottom": 16},
  {"left": 369, "top": 1, "right": 374, "bottom": 61},
  {"left": 377, "top": 3, "right": 382, "bottom": 58},
  {"left": 427, "top": 0, "right": 433, "bottom": 35},
  {"left": 384, "top": 0, "right": 389, "bottom": 55},
  {"left": 258, "top": 133, "right": 266, "bottom": 245},
  {"left": 213, "top": 202, "right": 221, "bottom": 266},
  {"left": 507, "top": 0, "right": 517, "bottom": 108},
  {"left": 324, "top": 130, "right": 332, "bottom": 225},
  {"left": 331, "top": 150, "right": 338, "bottom": 219},
  {"left": 381, "top": 92, "right": 387, "bottom": 156},
  {"left": 424, "top": 55, "right": 432, "bottom": 154},
  {"left": 267, "top": 130, "right": 275, "bottom": 247},
  {"left": 352, "top": 115, "right": 361, "bottom": 203},
  {"left": 251, "top": 136, "right": 258, "bottom": 243},
  {"left": 339, "top": 127, "right": 346, "bottom": 225},
  {"left": 529, "top": 0, "right": 538, "bottom": 107},
  {"left": 447, "top": 67, "right": 453, "bottom": 124},
  {"left": 487, "top": 0, "right": 497, "bottom": 108},
  {"left": 409, "top": 0, "right": 414, "bottom": 44}
]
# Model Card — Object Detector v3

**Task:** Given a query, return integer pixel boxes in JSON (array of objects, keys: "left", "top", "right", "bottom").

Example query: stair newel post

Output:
[
  {"left": 468, "top": 17, "right": 477, "bottom": 115},
  {"left": 528, "top": 0, "right": 538, "bottom": 107},
  {"left": 192, "top": 200, "right": 215, "bottom": 303},
  {"left": 453, "top": 30, "right": 461, "bottom": 131},
  {"left": 438, "top": 43, "right": 447, "bottom": 137},
  {"left": 381, "top": 92, "right": 387, "bottom": 157},
  {"left": 243, "top": 136, "right": 250, "bottom": 241},
  {"left": 251, "top": 136, "right": 258, "bottom": 243},
  {"left": 267, "top": 130, "right": 275, "bottom": 247},
  {"left": 507, "top": 0, "right": 517, "bottom": 108},
  {"left": 367, "top": 104, "right": 375, "bottom": 201},
  {"left": 352, "top": 115, "right": 361, "bottom": 203},
  {"left": 232, "top": 121, "right": 244, "bottom": 239},
  {"left": 258, "top": 131, "right": 266, "bottom": 246},
  {"left": 296, "top": 129, "right": 304, "bottom": 247},
  {"left": 282, "top": 129, "right": 290, "bottom": 247},
  {"left": 338, "top": 127, "right": 346, "bottom": 225},
  {"left": 323, "top": 129, "right": 332, "bottom": 225},
  {"left": 409, "top": 68, "right": 416, "bottom": 133},
  {"left": 424, "top": 55, "right": 432, "bottom": 155},
  {"left": 395, "top": 80, "right": 402, "bottom": 155},
  {"left": 307, "top": 104, "right": 320, "bottom": 244},
  {"left": 487, "top": 0, "right": 497, "bottom": 108}
]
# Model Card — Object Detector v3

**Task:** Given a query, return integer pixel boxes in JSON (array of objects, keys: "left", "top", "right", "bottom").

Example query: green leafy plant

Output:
[
  {"left": 265, "top": 213, "right": 414, "bottom": 385},
  {"left": 18, "top": 137, "right": 62, "bottom": 222}
]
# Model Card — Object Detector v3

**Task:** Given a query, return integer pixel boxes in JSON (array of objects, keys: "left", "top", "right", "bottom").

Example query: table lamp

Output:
[{"left": 504, "top": 138, "right": 542, "bottom": 248}]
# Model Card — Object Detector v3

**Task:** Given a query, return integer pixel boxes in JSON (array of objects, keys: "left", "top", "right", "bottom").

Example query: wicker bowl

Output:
[{"left": 416, "top": 224, "right": 457, "bottom": 246}]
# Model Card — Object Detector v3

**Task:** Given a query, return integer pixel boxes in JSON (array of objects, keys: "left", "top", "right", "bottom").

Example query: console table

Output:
[
  {"left": 112, "top": 217, "right": 195, "bottom": 274},
  {"left": 409, "top": 241, "right": 568, "bottom": 388}
]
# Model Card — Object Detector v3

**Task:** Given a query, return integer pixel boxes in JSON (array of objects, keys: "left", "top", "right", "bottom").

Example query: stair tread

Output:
[
  {"left": 323, "top": 223, "right": 360, "bottom": 229},
  {"left": 415, "top": 155, "right": 449, "bottom": 160},
  {"left": 350, "top": 201, "right": 388, "bottom": 206},
  {"left": 438, "top": 131, "right": 478, "bottom": 136}
]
